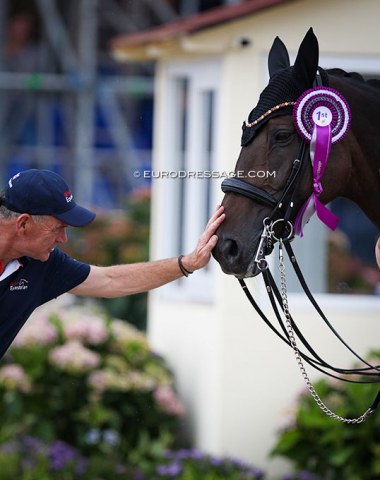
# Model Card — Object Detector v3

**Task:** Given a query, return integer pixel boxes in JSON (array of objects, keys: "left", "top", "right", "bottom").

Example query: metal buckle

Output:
[{"left": 269, "top": 218, "right": 294, "bottom": 242}]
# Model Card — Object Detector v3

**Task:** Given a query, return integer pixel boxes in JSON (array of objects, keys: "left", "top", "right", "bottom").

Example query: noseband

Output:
[{"left": 222, "top": 137, "right": 309, "bottom": 248}]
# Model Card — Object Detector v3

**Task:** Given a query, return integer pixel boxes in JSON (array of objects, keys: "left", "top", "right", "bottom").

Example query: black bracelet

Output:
[{"left": 178, "top": 255, "right": 193, "bottom": 277}]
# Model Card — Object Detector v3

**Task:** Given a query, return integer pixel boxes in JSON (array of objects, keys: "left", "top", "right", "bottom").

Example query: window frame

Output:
[{"left": 156, "top": 57, "right": 222, "bottom": 303}]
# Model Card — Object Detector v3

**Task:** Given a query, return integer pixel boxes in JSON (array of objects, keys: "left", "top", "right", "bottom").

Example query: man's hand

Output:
[
  {"left": 181, "top": 205, "right": 225, "bottom": 273},
  {"left": 71, "top": 205, "right": 225, "bottom": 298}
]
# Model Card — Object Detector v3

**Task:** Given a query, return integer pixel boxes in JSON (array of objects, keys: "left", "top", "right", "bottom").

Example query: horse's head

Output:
[{"left": 213, "top": 28, "right": 350, "bottom": 278}]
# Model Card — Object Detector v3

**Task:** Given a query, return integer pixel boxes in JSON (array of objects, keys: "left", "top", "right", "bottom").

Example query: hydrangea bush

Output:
[
  {"left": 0, "top": 295, "right": 297, "bottom": 479},
  {"left": 0, "top": 295, "right": 184, "bottom": 475},
  {"left": 271, "top": 355, "right": 380, "bottom": 480},
  {"left": 0, "top": 434, "right": 144, "bottom": 479},
  {"left": 0, "top": 438, "right": 267, "bottom": 480}
]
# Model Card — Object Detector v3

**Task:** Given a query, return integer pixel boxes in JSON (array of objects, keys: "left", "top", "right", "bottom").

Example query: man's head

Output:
[
  {"left": 1, "top": 169, "right": 95, "bottom": 227},
  {"left": 0, "top": 170, "right": 96, "bottom": 262}
]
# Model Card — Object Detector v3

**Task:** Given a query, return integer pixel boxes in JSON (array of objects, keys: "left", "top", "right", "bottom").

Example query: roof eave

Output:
[{"left": 110, "top": 0, "right": 295, "bottom": 62}]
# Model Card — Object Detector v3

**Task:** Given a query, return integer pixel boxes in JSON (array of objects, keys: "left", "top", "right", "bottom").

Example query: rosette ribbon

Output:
[
  {"left": 294, "top": 123, "right": 339, "bottom": 237},
  {"left": 292, "top": 86, "right": 351, "bottom": 237}
]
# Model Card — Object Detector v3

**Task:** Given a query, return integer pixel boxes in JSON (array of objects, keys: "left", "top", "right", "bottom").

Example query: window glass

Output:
[{"left": 329, "top": 198, "right": 380, "bottom": 294}]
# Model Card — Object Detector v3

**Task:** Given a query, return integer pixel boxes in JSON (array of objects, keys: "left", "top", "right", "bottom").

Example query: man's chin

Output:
[{"left": 37, "top": 249, "right": 55, "bottom": 262}]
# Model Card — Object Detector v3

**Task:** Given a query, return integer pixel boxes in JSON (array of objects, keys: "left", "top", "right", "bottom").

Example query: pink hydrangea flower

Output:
[
  {"left": 0, "top": 365, "right": 31, "bottom": 393},
  {"left": 88, "top": 368, "right": 156, "bottom": 393},
  {"left": 110, "top": 319, "right": 149, "bottom": 350},
  {"left": 13, "top": 313, "right": 57, "bottom": 348},
  {"left": 153, "top": 385, "right": 185, "bottom": 416},
  {"left": 87, "top": 370, "right": 114, "bottom": 392},
  {"left": 62, "top": 313, "right": 108, "bottom": 345},
  {"left": 49, "top": 341, "right": 101, "bottom": 373}
]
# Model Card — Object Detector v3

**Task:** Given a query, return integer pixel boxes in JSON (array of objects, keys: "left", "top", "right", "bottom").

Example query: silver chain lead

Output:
[{"left": 278, "top": 238, "right": 374, "bottom": 424}]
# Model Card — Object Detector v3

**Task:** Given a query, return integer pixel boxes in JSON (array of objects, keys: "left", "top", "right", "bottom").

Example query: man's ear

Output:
[{"left": 15, "top": 213, "right": 32, "bottom": 233}]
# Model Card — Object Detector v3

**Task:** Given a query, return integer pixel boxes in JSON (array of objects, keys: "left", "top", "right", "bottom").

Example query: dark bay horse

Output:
[{"left": 213, "top": 28, "right": 380, "bottom": 279}]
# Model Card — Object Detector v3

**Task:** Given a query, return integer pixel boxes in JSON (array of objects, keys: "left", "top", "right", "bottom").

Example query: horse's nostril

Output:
[
  {"left": 225, "top": 238, "right": 239, "bottom": 258},
  {"left": 216, "top": 237, "right": 240, "bottom": 261},
  {"left": 213, "top": 235, "right": 253, "bottom": 277}
]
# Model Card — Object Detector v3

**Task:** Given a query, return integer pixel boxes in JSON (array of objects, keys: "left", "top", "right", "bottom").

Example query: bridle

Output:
[
  {"left": 221, "top": 137, "right": 309, "bottom": 262},
  {"left": 221, "top": 71, "right": 322, "bottom": 245},
  {"left": 220, "top": 76, "right": 380, "bottom": 423}
]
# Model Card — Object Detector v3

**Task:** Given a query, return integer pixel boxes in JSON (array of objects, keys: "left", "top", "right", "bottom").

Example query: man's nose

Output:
[{"left": 58, "top": 229, "right": 68, "bottom": 243}]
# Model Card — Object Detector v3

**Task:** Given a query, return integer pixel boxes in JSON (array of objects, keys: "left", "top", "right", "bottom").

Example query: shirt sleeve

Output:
[{"left": 39, "top": 248, "right": 91, "bottom": 304}]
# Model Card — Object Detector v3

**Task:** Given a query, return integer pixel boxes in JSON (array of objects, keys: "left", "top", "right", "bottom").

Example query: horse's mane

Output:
[{"left": 327, "top": 68, "right": 380, "bottom": 91}]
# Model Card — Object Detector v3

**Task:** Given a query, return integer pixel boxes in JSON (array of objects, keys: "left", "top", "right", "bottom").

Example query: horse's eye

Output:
[{"left": 273, "top": 130, "right": 293, "bottom": 143}]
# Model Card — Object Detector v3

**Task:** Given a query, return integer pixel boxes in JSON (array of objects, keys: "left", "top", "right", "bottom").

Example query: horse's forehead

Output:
[{"left": 241, "top": 68, "right": 303, "bottom": 147}]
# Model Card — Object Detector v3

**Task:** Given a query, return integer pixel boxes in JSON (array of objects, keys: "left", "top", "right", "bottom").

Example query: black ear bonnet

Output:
[{"left": 241, "top": 28, "right": 328, "bottom": 147}]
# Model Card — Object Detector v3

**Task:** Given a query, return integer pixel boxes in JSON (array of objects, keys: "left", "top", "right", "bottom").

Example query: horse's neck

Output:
[
  {"left": 331, "top": 76, "right": 380, "bottom": 229},
  {"left": 349, "top": 131, "right": 380, "bottom": 230}
]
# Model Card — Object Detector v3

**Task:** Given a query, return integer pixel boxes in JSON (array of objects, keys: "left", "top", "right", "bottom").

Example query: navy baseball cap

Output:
[{"left": 3, "top": 169, "right": 96, "bottom": 227}]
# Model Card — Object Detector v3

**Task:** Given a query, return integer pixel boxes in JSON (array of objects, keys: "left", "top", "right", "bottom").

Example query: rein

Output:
[
  {"left": 221, "top": 76, "right": 380, "bottom": 423},
  {"left": 238, "top": 217, "right": 380, "bottom": 423}
]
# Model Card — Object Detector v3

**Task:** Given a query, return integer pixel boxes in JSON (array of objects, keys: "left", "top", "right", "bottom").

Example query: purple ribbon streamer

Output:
[{"left": 294, "top": 124, "right": 339, "bottom": 237}]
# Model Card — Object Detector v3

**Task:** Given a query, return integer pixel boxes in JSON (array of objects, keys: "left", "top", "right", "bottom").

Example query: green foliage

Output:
[
  {"left": 153, "top": 449, "right": 265, "bottom": 480},
  {"left": 0, "top": 295, "right": 266, "bottom": 479},
  {"left": 271, "top": 352, "right": 380, "bottom": 480},
  {"left": 0, "top": 435, "right": 140, "bottom": 479},
  {"left": 0, "top": 297, "right": 184, "bottom": 477},
  {"left": 0, "top": 441, "right": 266, "bottom": 480},
  {"left": 62, "top": 186, "right": 151, "bottom": 329}
]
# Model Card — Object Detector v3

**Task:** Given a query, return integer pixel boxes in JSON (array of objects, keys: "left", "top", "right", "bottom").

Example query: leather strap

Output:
[
  {"left": 238, "top": 248, "right": 380, "bottom": 384},
  {"left": 221, "top": 178, "right": 277, "bottom": 207}
]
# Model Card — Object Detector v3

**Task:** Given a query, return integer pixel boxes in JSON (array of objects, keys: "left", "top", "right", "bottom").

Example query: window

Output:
[{"left": 157, "top": 58, "right": 221, "bottom": 302}]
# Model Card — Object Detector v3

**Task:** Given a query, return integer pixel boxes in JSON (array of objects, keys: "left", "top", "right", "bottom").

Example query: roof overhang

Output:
[{"left": 110, "top": 0, "right": 295, "bottom": 62}]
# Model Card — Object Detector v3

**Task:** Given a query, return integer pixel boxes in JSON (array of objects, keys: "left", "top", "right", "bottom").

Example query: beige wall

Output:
[{"left": 148, "top": 0, "right": 380, "bottom": 475}]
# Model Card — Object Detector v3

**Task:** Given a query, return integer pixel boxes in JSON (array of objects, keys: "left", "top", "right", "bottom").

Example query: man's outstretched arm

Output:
[{"left": 70, "top": 205, "right": 225, "bottom": 298}]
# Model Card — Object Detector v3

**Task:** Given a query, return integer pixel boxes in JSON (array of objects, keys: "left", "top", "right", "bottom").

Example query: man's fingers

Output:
[
  {"left": 197, "top": 206, "right": 224, "bottom": 250},
  {"left": 183, "top": 206, "right": 225, "bottom": 271},
  {"left": 206, "top": 234, "right": 219, "bottom": 250},
  {"left": 204, "top": 206, "right": 225, "bottom": 235},
  {"left": 207, "top": 205, "right": 224, "bottom": 226}
]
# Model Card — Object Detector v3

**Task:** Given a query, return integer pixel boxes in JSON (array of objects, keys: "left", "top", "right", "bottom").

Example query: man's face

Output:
[{"left": 26, "top": 216, "right": 68, "bottom": 261}]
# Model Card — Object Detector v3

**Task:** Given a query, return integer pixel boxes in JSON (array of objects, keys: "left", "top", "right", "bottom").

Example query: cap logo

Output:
[
  {"left": 8, "top": 172, "right": 20, "bottom": 188},
  {"left": 64, "top": 191, "right": 73, "bottom": 203}
]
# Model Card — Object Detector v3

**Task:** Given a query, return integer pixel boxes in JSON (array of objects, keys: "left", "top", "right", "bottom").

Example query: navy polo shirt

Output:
[{"left": 0, "top": 248, "right": 90, "bottom": 359}]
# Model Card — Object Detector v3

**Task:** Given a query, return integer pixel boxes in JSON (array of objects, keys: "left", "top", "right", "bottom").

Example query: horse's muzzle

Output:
[{"left": 212, "top": 233, "right": 271, "bottom": 278}]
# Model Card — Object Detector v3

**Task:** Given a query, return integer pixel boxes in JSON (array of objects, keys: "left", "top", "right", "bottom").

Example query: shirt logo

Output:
[
  {"left": 10, "top": 278, "right": 29, "bottom": 291},
  {"left": 64, "top": 191, "right": 73, "bottom": 203}
]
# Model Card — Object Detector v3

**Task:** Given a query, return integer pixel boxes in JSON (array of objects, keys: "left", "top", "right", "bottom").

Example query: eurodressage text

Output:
[{"left": 134, "top": 170, "right": 276, "bottom": 179}]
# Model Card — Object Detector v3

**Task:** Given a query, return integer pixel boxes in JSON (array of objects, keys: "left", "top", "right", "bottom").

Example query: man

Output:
[
  {"left": 0, "top": 169, "right": 225, "bottom": 358},
  {"left": 376, "top": 237, "right": 380, "bottom": 269}
]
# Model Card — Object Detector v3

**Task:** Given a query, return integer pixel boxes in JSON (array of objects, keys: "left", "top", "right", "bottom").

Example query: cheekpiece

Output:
[{"left": 293, "top": 86, "right": 351, "bottom": 144}]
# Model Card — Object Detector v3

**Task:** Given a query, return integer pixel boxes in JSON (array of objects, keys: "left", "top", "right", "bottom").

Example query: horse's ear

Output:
[
  {"left": 268, "top": 36, "right": 290, "bottom": 78},
  {"left": 292, "top": 28, "right": 319, "bottom": 89}
]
